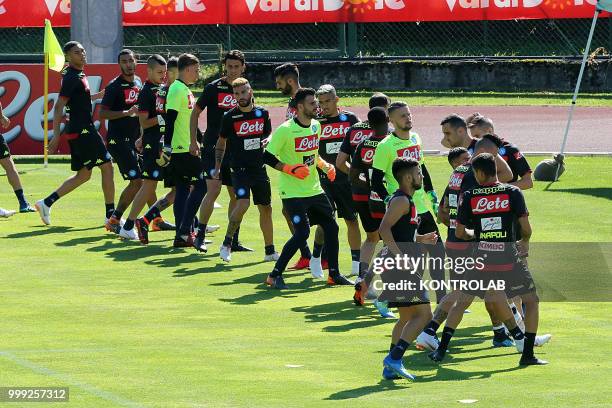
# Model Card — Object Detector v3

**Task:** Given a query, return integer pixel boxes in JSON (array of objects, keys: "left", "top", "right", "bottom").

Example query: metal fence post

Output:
[
  {"left": 347, "top": 23, "right": 357, "bottom": 58},
  {"left": 338, "top": 23, "right": 347, "bottom": 58}
]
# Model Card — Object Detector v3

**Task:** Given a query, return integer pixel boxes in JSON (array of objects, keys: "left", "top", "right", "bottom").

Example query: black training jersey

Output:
[
  {"left": 101, "top": 75, "right": 140, "bottom": 142},
  {"left": 388, "top": 189, "right": 419, "bottom": 244},
  {"left": 219, "top": 105, "right": 271, "bottom": 169},
  {"left": 317, "top": 111, "right": 359, "bottom": 170},
  {"left": 137, "top": 81, "right": 166, "bottom": 139},
  {"left": 499, "top": 140, "right": 531, "bottom": 182},
  {"left": 339, "top": 120, "right": 374, "bottom": 159},
  {"left": 445, "top": 163, "right": 478, "bottom": 242},
  {"left": 197, "top": 78, "right": 237, "bottom": 148},
  {"left": 351, "top": 132, "right": 387, "bottom": 199},
  {"left": 59, "top": 66, "right": 93, "bottom": 132}
]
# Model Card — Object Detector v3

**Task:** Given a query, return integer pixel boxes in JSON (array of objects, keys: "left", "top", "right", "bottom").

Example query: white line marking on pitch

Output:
[{"left": 0, "top": 351, "right": 145, "bottom": 408}]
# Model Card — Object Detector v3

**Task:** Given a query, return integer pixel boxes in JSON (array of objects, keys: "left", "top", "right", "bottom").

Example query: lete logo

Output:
[
  {"left": 471, "top": 194, "right": 510, "bottom": 214},
  {"left": 218, "top": 93, "right": 237, "bottom": 109},
  {"left": 321, "top": 122, "right": 349, "bottom": 139},
  {"left": 294, "top": 135, "right": 319, "bottom": 152},
  {"left": 397, "top": 145, "right": 421, "bottom": 161},
  {"left": 349, "top": 129, "right": 373, "bottom": 146},
  {"left": 245, "top": 0, "right": 405, "bottom": 14},
  {"left": 234, "top": 119, "right": 265, "bottom": 136}
]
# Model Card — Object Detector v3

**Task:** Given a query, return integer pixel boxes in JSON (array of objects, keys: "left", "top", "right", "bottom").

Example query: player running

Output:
[
  {"left": 311, "top": 84, "right": 361, "bottom": 277},
  {"left": 262, "top": 88, "right": 353, "bottom": 290},
  {"left": 101, "top": 49, "right": 147, "bottom": 234},
  {"left": 36, "top": 41, "right": 115, "bottom": 225},
  {"left": 214, "top": 78, "right": 279, "bottom": 262},
  {"left": 428, "top": 152, "right": 548, "bottom": 366},
  {"left": 0, "top": 101, "right": 35, "bottom": 214},
  {"left": 193, "top": 50, "right": 250, "bottom": 252}
]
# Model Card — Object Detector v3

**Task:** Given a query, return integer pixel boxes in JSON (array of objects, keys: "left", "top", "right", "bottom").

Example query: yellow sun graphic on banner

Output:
[
  {"left": 344, "top": 0, "right": 374, "bottom": 14},
  {"left": 544, "top": 0, "right": 573, "bottom": 10},
  {"left": 144, "top": 0, "right": 174, "bottom": 15}
]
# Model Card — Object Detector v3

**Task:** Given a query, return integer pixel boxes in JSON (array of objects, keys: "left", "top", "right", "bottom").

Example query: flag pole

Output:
[{"left": 43, "top": 51, "right": 49, "bottom": 168}]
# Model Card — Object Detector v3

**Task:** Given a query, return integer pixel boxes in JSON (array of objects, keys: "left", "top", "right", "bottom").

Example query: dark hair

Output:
[
  {"left": 167, "top": 56, "right": 179, "bottom": 70},
  {"left": 177, "top": 53, "right": 199, "bottom": 71},
  {"left": 448, "top": 147, "right": 469, "bottom": 165},
  {"left": 147, "top": 54, "right": 166, "bottom": 68},
  {"left": 117, "top": 49, "right": 135, "bottom": 63},
  {"left": 223, "top": 50, "right": 245, "bottom": 65},
  {"left": 367, "top": 107, "right": 389, "bottom": 128},
  {"left": 388, "top": 101, "right": 408, "bottom": 115},
  {"left": 369, "top": 92, "right": 390, "bottom": 109},
  {"left": 471, "top": 153, "right": 497, "bottom": 178},
  {"left": 468, "top": 113, "right": 494, "bottom": 129},
  {"left": 392, "top": 158, "right": 419, "bottom": 183},
  {"left": 293, "top": 87, "right": 316, "bottom": 106},
  {"left": 63, "top": 41, "right": 81, "bottom": 54},
  {"left": 274, "top": 63, "right": 299, "bottom": 80},
  {"left": 440, "top": 114, "right": 467, "bottom": 130}
]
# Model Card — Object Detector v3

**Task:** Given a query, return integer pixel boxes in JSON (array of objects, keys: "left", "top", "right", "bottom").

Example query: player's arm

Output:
[
  {"left": 336, "top": 131, "right": 353, "bottom": 174},
  {"left": 513, "top": 188, "right": 531, "bottom": 256},
  {"left": 509, "top": 150, "right": 533, "bottom": 190},
  {"left": 91, "top": 89, "right": 105, "bottom": 101},
  {"left": 438, "top": 194, "right": 450, "bottom": 227},
  {"left": 348, "top": 150, "right": 367, "bottom": 190},
  {"left": 0, "top": 102, "right": 10, "bottom": 129},
  {"left": 317, "top": 156, "right": 336, "bottom": 182},
  {"left": 455, "top": 191, "right": 475, "bottom": 240},
  {"left": 137, "top": 92, "right": 160, "bottom": 130},
  {"left": 378, "top": 196, "right": 409, "bottom": 256},
  {"left": 370, "top": 168, "right": 388, "bottom": 202},
  {"left": 512, "top": 173, "right": 533, "bottom": 190},
  {"left": 263, "top": 127, "right": 309, "bottom": 179},
  {"left": 422, "top": 163, "right": 440, "bottom": 214},
  {"left": 48, "top": 96, "right": 68, "bottom": 153},
  {"left": 214, "top": 137, "right": 226, "bottom": 179},
  {"left": 99, "top": 85, "right": 138, "bottom": 120},
  {"left": 494, "top": 154, "right": 514, "bottom": 183},
  {"left": 164, "top": 109, "right": 178, "bottom": 148}
]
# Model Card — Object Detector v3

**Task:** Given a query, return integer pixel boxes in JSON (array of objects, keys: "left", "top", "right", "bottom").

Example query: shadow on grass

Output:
[
  {"left": 325, "top": 380, "right": 410, "bottom": 400},
  {"left": 171, "top": 260, "right": 263, "bottom": 277},
  {"left": 543, "top": 187, "right": 612, "bottom": 201},
  {"left": 292, "top": 300, "right": 392, "bottom": 332},
  {"left": 6, "top": 225, "right": 98, "bottom": 239}
]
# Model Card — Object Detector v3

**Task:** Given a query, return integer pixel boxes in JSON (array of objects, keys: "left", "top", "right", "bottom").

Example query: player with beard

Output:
[
  {"left": 193, "top": 50, "right": 250, "bottom": 252},
  {"left": 309, "top": 84, "right": 361, "bottom": 278},
  {"left": 36, "top": 41, "right": 115, "bottom": 225},
  {"left": 262, "top": 88, "right": 353, "bottom": 290},
  {"left": 273, "top": 63, "right": 313, "bottom": 269},
  {"left": 101, "top": 49, "right": 150, "bottom": 235}
]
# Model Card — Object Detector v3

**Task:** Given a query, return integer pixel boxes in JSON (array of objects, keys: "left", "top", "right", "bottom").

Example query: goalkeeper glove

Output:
[
  {"left": 317, "top": 161, "right": 336, "bottom": 182},
  {"left": 156, "top": 146, "right": 172, "bottom": 167},
  {"left": 427, "top": 190, "right": 439, "bottom": 214},
  {"left": 282, "top": 164, "right": 310, "bottom": 180}
]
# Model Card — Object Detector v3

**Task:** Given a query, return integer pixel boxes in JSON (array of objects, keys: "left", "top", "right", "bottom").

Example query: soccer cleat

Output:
[
  {"left": 205, "top": 224, "right": 220, "bottom": 233},
  {"left": 514, "top": 337, "right": 525, "bottom": 353},
  {"left": 119, "top": 227, "right": 138, "bottom": 241},
  {"left": 382, "top": 367, "right": 401, "bottom": 380},
  {"left": 428, "top": 349, "right": 446, "bottom": 363},
  {"left": 265, "top": 274, "right": 288, "bottom": 290},
  {"left": 321, "top": 259, "right": 329, "bottom": 270},
  {"left": 353, "top": 280, "right": 365, "bottom": 306},
  {"left": 219, "top": 245, "right": 232, "bottom": 262},
  {"left": 135, "top": 218, "right": 149, "bottom": 245},
  {"left": 193, "top": 234, "right": 208, "bottom": 253},
  {"left": 519, "top": 356, "right": 548, "bottom": 366},
  {"left": 310, "top": 257, "right": 324, "bottom": 279},
  {"left": 416, "top": 331, "right": 440, "bottom": 351},
  {"left": 34, "top": 200, "right": 51, "bottom": 225},
  {"left": 19, "top": 205, "right": 36, "bottom": 213},
  {"left": 232, "top": 242, "right": 253, "bottom": 252},
  {"left": 290, "top": 256, "right": 311, "bottom": 270},
  {"left": 535, "top": 334, "right": 552, "bottom": 347},
  {"left": 0, "top": 207, "right": 17, "bottom": 218},
  {"left": 493, "top": 332, "right": 515, "bottom": 348},
  {"left": 150, "top": 217, "right": 175, "bottom": 232},
  {"left": 213, "top": 201, "right": 222, "bottom": 209},
  {"left": 374, "top": 299, "right": 396, "bottom": 319},
  {"left": 382, "top": 355, "right": 415, "bottom": 380},
  {"left": 173, "top": 234, "right": 194, "bottom": 248},
  {"left": 105, "top": 215, "right": 123, "bottom": 234},
  {"left": 263, "top": 252, "right": 280, "bottom": 262},
  {"left": 327, "top": 273, "right": 355, "bottom": 286}
]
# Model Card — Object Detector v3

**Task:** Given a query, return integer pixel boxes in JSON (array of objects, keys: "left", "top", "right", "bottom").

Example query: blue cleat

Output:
[
  {"left": 374, "top": 300, "right": 396, "bottom": 319},
  {"left": 382, "top": 366, "right": 401, "bottom": 380},
  {"left": 383, "top": 354, "right": 415, "bottom": 380},
  {"left": 493, "top": 338, "right": 515, "bottom": 347}
]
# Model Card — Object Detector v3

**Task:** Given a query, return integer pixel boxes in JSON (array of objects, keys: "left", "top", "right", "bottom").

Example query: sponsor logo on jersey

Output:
[
  {"left": 218, "top": 93, "right": 237, "bottom": 109},
  {"left": 321, "top": 122, "right": 350, "bottom": 140},
  {"left": 479, "top": 231, "right": 508, "bottom": 239},
  {"left": 187, "top": 93, "right": 195, "bottom": 109},
  {"left": 295, "top": 135, "right": 319, "bottom": 152},
  {"left": 234, "top": 119, "right": 265, "bottom": 137},
  {"left": 396, "top": 145, "right": 421, "bottom": 161},
  {"left": 448, "top": 172, "right": 465, "bottom": 190},
  {"left": 360, "top": 147, "right": 375, "bottom": 164},
  {"left": 349, "top": 129, "right": 373, "bottom": 146},
  {"left": 123, "top": 86, "right": 140, "bottom": 105},
  {"left": 481, "top": 216, "right": 502, "bottom": 231},
  {"left": 477, "top": 241, "right": 506, "bottom": 251},
  {"left": 471, "top": 194, "right": 510, "bottom": 214}
]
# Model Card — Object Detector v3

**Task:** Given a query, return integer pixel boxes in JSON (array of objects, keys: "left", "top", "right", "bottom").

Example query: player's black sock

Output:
[
  {"left": 105, "top": 203, "right": 115, "bottom": 219},
  {"left": 300, "top": 244, "right": 311, "bottom": 259},
  {"left": 265, "top": 245, "right": 275, "bottom": 255},
  {"left": 123, "top": 219, "right": 135, "bottom": 231},
  {"left": 313, "top": 242, "right": 323, "bottom": 258},
  {"left": 389, "top": 343, "right": 396, "bottom": 352},
  {"left": 233, "top": 227, "right": 240, "bottom": 244},
  {"left": 351, "top": 249, "right": 360, "bottom": 262},
  {"left": 389, "top": 339, "right": 410, "bottom": 360},
  {"left": 112, "top": 209, "right": 123, "bottom": 220},
  {"left": 522, "top": 332, "right": 536, "bottom": 359},
  {"left": 493, "top": 325, "right": 507, "bottom": 339},
  {"left": 144, "top": 206, "right": 161, "bottom": 223},
  {"left": 223, "top": 235, "right": 233, "bottom": 247},
  {"left": 270, "top": 267, "right": 282, "bottom": 278},
  {"left": 358, "top": 262, "right": 369, "bottom": 278},
  {"left": 509, "top": 325, "right": 525, "bottom": 341},
  {"left": 438, "top": 327, "right": 455, "bottom": 353},
  {"left": 44, "top": 192, "right": 60, "bottom": 208},
  {"left": 14, "top": 189, "right": 27, "bottom": 208},
  {"left": 196, "top": 223, "right": 207, "bottom": 238},
  {"left": 424, "top": 320, "right": 440, "bottom": 336}
]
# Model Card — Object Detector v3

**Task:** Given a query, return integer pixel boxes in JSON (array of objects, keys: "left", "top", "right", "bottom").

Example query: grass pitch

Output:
[{"left": 1, "top": 156, "right": 611, "bottom": 407}]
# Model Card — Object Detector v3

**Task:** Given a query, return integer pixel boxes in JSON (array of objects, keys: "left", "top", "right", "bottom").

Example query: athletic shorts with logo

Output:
[
  {"left": 65, "top": 125, "right": 112, "bottom": 172},
  {"left": 355, "top": 200, "right": 381, "bottom": 233},
  {"left": 231, "top": 166, "right": 272, "bottom": 206},
  {"left": 107, "top": 137, "right": 142, "bottom": 180},
  {"left": 141, "top": 134, "right": 165, "bottom": 181},
  {"left": 0, "top": 134, "right": 10, "bottom": 159},
  {"left": 202, "top": 144, "right": 232, "bottom": 186},
  {"left": 320, "top": 173, "right": 356, "bottom": 221},
  {"left": 170, "top": 152, "right": 204, "bottom": 185},
  {"left": 281, "top": 193, "right": 335, "bottom": 229}
]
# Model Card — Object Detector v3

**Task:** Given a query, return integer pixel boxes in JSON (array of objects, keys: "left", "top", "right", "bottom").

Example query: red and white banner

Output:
[
  {"left": 0, "top": 64, "right": 147, "bottom": 155},
  {"left": 0, "top": 0, "right": 608, "bottom": 27}
]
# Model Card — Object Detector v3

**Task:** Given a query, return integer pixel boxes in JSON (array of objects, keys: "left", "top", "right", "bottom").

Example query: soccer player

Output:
[
  {"left": 273, "top": 63, "right": 313, "bottom": 269},
  {"left": 36, "top": 41, "right": 115, "bottom": 225},
  {"left": 311, "top": 84, "right": 361, "bottom": 277},
  {"left": 166, "top": 53, "right": 207, "bottom": 248},
  {"left": 262, "top": 88, "right": 353, "bottom": 290},
  {"left": 371, "top": 102, "right": 447, "bottom": 303},
  {"left": 466, "top": 113, "right": 533, "bottom": 190},
  {"left": 118, "top": 54, "right": 169, "bottom": 241},
  {"left": 214, "top": 78, "right": 278, "bottom": 262},
  {"left": 373, "top": 158, "right": 437, "bottom": 380},
  {"left": 193, "top": 50, "right": 250, "bottom": 252},
  {"left": 0, "top": 102, "right": 35, "bottom": 213},
  {"left": 429, "top": 152, "right": 548, "bottom": 366},
  {"left": 101, "top": 49, "right": 146, "bottom": 234}
]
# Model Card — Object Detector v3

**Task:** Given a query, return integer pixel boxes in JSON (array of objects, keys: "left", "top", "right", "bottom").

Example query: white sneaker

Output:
[
  {"left": 119, "top": 227, "right": 138, "bottom": 240},
  {"left": 351, "top": 260, "right": 360, "bottom": 276},
  {"left": 206, "top": 224, "right": 220, "bottom": 233},
  {"left": 535, "top": 334, "right": 552, "bottom": 347},
  {"left": 0, "top": 208, "right": 16, "bottom": 218},
  {"left": 219, "top": 245, "right": 232, "bottom": 262},
  {"left": 310, "top": 257, "right": 324, "bottom": 279},
  {"left": 416, "top": 331, "right": 440, "bottom": 351},
  {"left": 264, "top": 252, "right": 280, "bottom": 262},
  {"left": 213, "top": 202, "right": 222, "bottom": 209},
  {"left": 35, "top": 199, "right": 51, "bottom": 225},
  {"left": 515, "top": 337, "right": 525, "bottom": 353}
]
